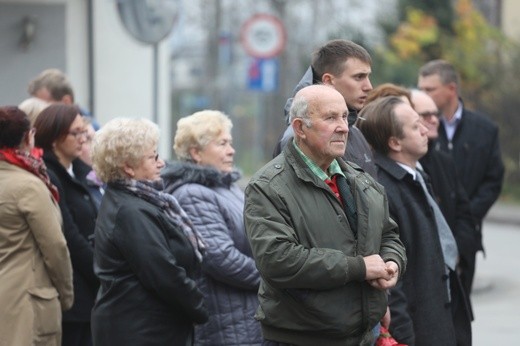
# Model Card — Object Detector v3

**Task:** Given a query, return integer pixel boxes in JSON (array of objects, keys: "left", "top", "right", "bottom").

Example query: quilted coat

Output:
[{"left": 163, "top": 162, "right": 262, "bottom": 346}]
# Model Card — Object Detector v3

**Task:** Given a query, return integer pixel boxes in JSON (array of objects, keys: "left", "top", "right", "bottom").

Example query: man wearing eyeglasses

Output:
[
  {"left": 418, "top": 60, "right": 504, "bottom": 297},
  {"left": 412, "top": 90, "right": 477, "bottom": 334}
]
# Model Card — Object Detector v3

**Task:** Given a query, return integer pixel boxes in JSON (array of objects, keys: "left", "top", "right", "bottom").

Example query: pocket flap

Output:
[{"left": 27, "top": 287, "right": 59, "bottom": 300}]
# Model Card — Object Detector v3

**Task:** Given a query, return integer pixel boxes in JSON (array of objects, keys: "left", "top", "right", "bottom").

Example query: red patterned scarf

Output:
[{"left": 0, "top": 147, "right": 60, "bottom": 202}]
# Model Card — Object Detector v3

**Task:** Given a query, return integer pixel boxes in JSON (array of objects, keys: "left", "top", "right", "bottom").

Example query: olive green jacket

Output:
[{"left": 244, "top": 144, "right": 406, "bottom": 346}]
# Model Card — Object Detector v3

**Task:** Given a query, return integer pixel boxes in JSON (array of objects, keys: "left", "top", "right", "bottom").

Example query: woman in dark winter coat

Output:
[
  {"left": 90, "top": 118, "right": 208, "bottom": 346},
  {"left": 34, "top": 104, "right": 98, "bottom": 346},
  {"left": 162, "top": 110, "right": 262, "bottom": 346}
]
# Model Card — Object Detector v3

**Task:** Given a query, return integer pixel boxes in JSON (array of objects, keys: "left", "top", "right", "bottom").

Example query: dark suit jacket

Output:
[
  {"left": 437, "top": 104, "right": 504, "bottom": 224},
  {"left": 375, "top": 153, "right": 470, "bottom": 346}
]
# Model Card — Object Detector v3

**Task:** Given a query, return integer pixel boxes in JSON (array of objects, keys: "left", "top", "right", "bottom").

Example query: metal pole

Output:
[{"left": 153, "top": 43, "right": 159, "bottom": 124}]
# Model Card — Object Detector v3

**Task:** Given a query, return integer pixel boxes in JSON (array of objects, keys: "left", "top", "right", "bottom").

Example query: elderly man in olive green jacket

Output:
[{"left": 244, "top": 85, "right": 406, "bottom": 346}]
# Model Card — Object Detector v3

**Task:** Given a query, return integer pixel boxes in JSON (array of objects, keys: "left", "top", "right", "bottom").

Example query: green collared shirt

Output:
[{"left": 292, "top": 140, "right": 345, "bottom": 180}]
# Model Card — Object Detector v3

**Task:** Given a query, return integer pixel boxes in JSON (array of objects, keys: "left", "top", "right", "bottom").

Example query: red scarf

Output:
[{"left": 0, "top": 147, "right": 60, "bottom": 202}]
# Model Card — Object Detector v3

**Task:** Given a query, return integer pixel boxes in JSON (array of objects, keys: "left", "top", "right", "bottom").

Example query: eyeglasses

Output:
[
  {"left": 418, "top": 111, "right": 441, "bottom": 118},
  {"left": 68, "top": 130, "right": 88, "bottom": 139}
]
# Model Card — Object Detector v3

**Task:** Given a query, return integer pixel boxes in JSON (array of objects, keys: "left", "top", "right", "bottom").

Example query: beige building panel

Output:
[{"left": 502, "top": 0, "right": 520, "bottom": 41}]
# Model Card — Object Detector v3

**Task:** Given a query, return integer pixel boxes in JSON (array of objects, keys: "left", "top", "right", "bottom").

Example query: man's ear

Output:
[
  {"left": 388, "top": 136, "right": 401, "bottom": 152},
  {"left": 292, "top": 119, "right": 307, "bottom": 139},
  {"left": 447, "top": 82, "right": 458, "bottom": 95},
  {"left": 322, "top": 73, "right": 334, "bottom": 85}
]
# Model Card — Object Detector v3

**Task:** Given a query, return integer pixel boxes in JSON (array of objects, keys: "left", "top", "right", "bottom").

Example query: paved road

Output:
[{"left": 471, "top": 221, "right": 520, "bottom": 345}]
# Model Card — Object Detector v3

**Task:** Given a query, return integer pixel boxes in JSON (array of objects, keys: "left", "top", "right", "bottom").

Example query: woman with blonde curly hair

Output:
[{"left": 90, "top": 117, "right": 207, "bottom": 346}]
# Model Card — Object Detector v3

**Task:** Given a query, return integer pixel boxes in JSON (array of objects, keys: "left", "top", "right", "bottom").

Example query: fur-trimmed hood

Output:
[{"left": 161, "top": 161, "right": 241, "bottom": 194}]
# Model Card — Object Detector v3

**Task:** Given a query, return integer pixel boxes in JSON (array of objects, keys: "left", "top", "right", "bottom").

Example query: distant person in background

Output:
[
  {"left": 418, "top": 60, "right": 504, "bottom": 294},
  {"left": 28, "top": 68, "right": 75, "bottom": 105},
  {"left": 91, "top": 118, "right": 208, "bottom": 345},
  {"left": 365, "top": 83, "right": 412, "bottom": 106},
  {"left": 34, "top": 104, "right": 98, "bottom": 346},
  {"left": 162, "top": 110, "right": 262, "bottom": 345},
  {"left": 0, "top": 106, "right": 73, "bottom": 345},
  {"left": 27, "top": 68, "right": 99, "bottom": 129},
  {"left": 18, "top": 97, "right": 50, "bottom": 125}
]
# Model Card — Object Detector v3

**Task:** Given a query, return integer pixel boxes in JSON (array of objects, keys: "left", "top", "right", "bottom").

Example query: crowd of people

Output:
[{"left": 0, "top": 38, "right": 504, "bottom": 346}]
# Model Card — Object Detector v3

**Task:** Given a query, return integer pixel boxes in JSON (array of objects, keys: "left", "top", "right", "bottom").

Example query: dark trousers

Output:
[
  {"left": 460, "top": 255, "right": 477, "bottom": 300},
  {"left": 62, "top": 321, "right": 92, "bottom": 346},
  {"left": 450, "top": 271, "right": 472, "bottom": 346}
]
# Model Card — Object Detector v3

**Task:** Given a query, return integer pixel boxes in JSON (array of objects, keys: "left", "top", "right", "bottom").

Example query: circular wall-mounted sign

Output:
[
  {"left": 117, "top": 0, "right": 179, "bottom": 45},
  {"left": 240, "top": 14, "right": 286, "bottom": 58}
]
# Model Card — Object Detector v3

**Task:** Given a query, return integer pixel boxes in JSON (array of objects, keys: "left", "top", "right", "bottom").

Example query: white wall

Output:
[
  {"left": 65, "top": 0, "right": 89, "bottom": 110},
  {"left": 502, "top": 0, "right": 520, "bottom": 42},
  {"left": 0, "top": 0, "right": 90, "bottom": 108},
  {"left": 93, "top": 0, "right": 172, "bottom": 157},
  {"left": 0, "top": 0, "right": 173, "bottom": 158}
]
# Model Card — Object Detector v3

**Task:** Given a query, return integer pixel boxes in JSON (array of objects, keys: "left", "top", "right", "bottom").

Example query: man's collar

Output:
[
  {"left": 443, "top": 100, "right": 463, "bottom": 125},
  {"left": 395, "top": 161, "right": 417, "bottom": 180},
  {"left": 292, "top": 140, "right": 344, "bottom": 180}
]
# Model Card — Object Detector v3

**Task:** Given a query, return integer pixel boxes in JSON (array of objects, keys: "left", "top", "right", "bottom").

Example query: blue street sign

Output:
[{"left": 247, "top": 58, "right": 279, "bottom": 92}]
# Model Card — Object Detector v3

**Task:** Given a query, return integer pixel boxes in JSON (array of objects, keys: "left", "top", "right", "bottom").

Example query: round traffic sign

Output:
[
  {"left": 117, "top": 0, "right": 179, "bottom": 45},
  {"left": 240, "top": 14, "right": 286, "bottom": 58}
]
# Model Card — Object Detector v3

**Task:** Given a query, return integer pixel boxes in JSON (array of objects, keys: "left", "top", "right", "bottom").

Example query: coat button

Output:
[{"left": 274, "top": 164, "right": 282, "bottom": 169}]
